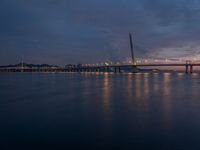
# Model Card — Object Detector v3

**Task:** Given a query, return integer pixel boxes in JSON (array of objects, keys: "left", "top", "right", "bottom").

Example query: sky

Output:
[{"left": 1, "top": 0, "right": 200, "bottom": 65}]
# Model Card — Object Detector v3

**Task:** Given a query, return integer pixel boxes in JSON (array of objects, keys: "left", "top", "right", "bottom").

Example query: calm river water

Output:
[{"left": 1, "top": 72, "right": 200, "bottom": 149}]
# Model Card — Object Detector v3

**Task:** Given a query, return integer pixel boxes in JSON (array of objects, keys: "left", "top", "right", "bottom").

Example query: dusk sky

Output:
[{"left": 1, "top": 0, "right": 200, "bottom": 65}]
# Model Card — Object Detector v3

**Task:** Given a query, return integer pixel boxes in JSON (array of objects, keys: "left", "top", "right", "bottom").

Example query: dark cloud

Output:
[{"left": 0, "top": 0, "right": 200, "bottom": 65}]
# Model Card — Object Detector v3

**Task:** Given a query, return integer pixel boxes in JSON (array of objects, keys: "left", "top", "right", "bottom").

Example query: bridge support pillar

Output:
[
  {"left": 105, "top": 66, "right": 109, "bottom": 72},
  {"left": 185, "top": 65, "right": 189, "bottom": 74},
  {"left": 114, "top": 67, "right": 117, "bottom": 73},
  {"left": 118, "top": 67, "right": 121, "bottom": 73},
  {"left": 190, "top": 65, "right": 193, "bottom": 74},
  {"left": 185, "top": 64, "right": 194, "bottom": 74}
]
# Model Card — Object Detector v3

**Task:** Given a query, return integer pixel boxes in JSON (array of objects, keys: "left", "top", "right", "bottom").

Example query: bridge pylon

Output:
[
  {"left": 185, "top": 60, "right": 193, "bottom": 74},
  {"left": 129, "top": 33, "right": 137, "bottom": 71}
]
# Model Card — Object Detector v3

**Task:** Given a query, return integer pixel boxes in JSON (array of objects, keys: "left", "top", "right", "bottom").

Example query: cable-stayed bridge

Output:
[{"left": 0, "top": 33, "right": 199, "bottom": 74}]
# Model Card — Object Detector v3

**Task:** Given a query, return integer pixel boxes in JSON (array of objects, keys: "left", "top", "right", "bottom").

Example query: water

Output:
[{"left": 1, "top": 72, "right": 200, "bottom": 150}]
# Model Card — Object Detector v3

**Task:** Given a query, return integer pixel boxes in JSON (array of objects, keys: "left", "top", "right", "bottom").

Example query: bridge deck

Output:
[{"left": 0, "top": 63, "right": 198, "bottom": 74}]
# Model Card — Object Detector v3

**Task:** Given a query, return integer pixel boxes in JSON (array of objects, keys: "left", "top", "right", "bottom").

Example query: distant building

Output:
[{"left": 65, "top": 64, "right": 76, "bottom": 69}]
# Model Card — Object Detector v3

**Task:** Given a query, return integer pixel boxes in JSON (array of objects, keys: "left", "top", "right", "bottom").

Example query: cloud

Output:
[{"left": 0, "top": 0, "right": 200, "bottom": 65}]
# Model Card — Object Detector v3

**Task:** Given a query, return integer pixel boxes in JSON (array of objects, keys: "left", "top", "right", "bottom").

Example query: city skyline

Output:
[{"left": 1, "top": 0, "right": 200, "bottom": 65}]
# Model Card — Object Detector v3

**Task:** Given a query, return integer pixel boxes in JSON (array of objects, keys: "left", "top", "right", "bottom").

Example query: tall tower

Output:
[{"left": 129, "top": 33, "right": 136, "bottom": 66}]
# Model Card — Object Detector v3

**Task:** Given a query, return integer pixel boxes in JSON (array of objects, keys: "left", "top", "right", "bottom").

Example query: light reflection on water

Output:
[
  {"left": 162, "top": 73, "right": 172, "bottom": 128},
  {"left": 102, "top": 73, "right": 110, "bottom": 111},
  {"left": 1, "top": 72, "right": 200, "bottom": 149}
]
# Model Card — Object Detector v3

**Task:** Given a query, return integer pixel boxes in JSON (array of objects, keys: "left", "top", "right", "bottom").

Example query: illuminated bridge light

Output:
[{"left": 105, "top": 62, "right": 109, "bottom": 66}]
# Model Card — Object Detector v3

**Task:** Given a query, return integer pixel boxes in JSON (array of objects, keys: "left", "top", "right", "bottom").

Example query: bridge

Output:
[
  {"left": 72, "top": 63, "right": 197, "bottom": 74},
  {"left": 0, "top": 61, "right": 198, "bottom": 74},
  {"left": 0, "top": 33, "right": 198, "bottom": 74}
]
